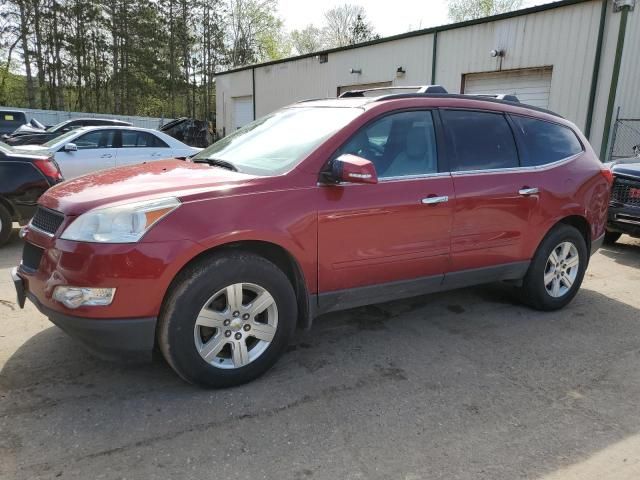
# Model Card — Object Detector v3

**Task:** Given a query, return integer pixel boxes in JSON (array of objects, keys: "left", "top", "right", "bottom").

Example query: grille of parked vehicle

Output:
[
  {"left": 22, "top": 242, "right": 44, "bottom": 271},
  {"left": 31, "top": 206, "right": 65, "bottom": 235},
  {"left": 611, "top": 177, "right": 640, "bottom": 207}
]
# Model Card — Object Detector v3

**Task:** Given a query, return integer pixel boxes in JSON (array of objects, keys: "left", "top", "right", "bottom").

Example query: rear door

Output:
[
  {"left": 116, "top": 130, "right": 173, "bottom": 167},
  {"left": 317, "top": 109, "right": 454, "bottom": 308},
  {"left": 441, "top": 109, "right": 540, "bottom": 274},
  {"left": 54, "top": 129, "right": 117, "bottom": 179}
]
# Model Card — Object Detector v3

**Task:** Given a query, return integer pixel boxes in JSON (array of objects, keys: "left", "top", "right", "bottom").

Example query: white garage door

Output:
[
  {"left": 463, "top": 68, "right": 553, "bottom": 108},
  {"left": 233, "top": 96, "right": 254, "bottom": 130}
]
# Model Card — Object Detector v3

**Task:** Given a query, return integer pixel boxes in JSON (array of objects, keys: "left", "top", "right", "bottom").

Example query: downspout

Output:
[
  {"left": 600, "top": 0, "right": 634, "bottom": 160},
  {"left": 252, "top": 67, "right": 256, "bottom": 121},
  {"left": 584, "top": 0, "right": 608, "bottom": 139},
  {"left": 431, "top": 31, "right": 438, "bottom": 85}
]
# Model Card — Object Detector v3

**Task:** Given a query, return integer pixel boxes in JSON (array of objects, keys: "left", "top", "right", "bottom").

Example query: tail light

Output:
[
  {"left": 599, "top": 165, "right": 614, "bottom": 184},
  {"left": 34, "top": 159, "right": 63, "bottom": 181}
]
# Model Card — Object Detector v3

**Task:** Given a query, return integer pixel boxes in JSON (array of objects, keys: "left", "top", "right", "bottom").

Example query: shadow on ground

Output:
[{"left": 2, "top": 283, "right": 640, "bottom": 479}]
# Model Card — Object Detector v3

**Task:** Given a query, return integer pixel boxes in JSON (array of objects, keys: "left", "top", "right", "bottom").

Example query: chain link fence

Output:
[{"left": 609, "top": 119, "right": 640, "bottom": 160}]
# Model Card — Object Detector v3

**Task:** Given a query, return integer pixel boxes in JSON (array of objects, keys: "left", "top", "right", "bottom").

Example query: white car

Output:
[{"left": 12, "top": 126, "right": 202, "bottom": 179}]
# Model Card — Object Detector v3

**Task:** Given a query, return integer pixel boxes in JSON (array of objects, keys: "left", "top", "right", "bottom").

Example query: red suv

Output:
[{"left": 12, "top": 87, "right": 611, "bottom": 387}]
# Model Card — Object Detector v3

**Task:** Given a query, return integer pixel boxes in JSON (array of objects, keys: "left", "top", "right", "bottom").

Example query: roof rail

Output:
[
  {"left": 469, "top": 93, "right": 521, "bottom": 103},
  {"left": 339, "top": 85, "right": 448, "bottom": 98}
]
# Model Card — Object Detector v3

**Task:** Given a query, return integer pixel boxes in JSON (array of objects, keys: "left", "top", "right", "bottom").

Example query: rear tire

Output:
[
  {"left": 519, "top": 224, "right": 587, "bottom": 311},
  {"left": 603, "top": 230, "right": 622, "bottom": 245},
  {"left": 158, "top": 252, "right": 297, "bottom": 388},
  {"left": 0, "top": 203, "right": 12, "bottom": 246}
]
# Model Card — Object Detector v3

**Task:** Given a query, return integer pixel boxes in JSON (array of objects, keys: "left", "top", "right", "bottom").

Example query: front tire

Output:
[
  {"left": 0, "top": 203, "right": 12, "bottom": 246},
  {"left": 158, "top": 252, "right": 297, "bottom": 388},
  {"left": 603, "top": 230, "right": 622, "bottom": 245},
  {"left": 520, "top": 224, "right": 587, "bottom": 311}
]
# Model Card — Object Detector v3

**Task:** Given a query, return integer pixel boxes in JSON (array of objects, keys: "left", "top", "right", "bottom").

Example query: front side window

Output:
[
  {"left": 192, "top": 107, "right": 362, "bottom": 175},
  {"left": 511, "top": 115, "right": 583, "bottom": 166},
  {"left": 74, "top": 130, "right": 116, "bottom": 150},
  {"left": 337, "top": 110, "right": 438, "bottom": 178},
  {"left": 442, "top": 110, "right": 518, "bottom": 172}
]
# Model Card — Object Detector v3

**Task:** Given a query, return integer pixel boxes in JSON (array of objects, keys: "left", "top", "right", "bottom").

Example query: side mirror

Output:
[
  {"left": 63, "top": 143, "right": 78, "bottom": 152},
  {"left": 324, "top": 154, "right": 378, "bottom": 185}
]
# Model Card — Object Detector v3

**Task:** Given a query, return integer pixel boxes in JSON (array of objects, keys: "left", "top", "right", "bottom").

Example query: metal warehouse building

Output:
[{"left": 215, "top": 0, "right": 639, "bottom": 160}]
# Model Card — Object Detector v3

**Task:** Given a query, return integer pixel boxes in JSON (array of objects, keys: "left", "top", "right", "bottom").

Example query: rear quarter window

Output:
[{"left": 511, "top": 116, "right": 583, "bottom": 167}]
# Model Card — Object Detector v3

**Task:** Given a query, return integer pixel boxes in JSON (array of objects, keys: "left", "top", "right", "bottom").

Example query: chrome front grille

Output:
[{"left": 611, "top": 177, "right": 640, "bottom": 207}]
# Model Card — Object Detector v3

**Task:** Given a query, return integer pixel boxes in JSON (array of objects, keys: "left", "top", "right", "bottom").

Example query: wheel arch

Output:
[
  {"left": 163, "top": 239, "right": 314, "bottom": 330},
  {"left": 557, "top": 215, "right": 591, "bottom": 253},
  {"left": 0, "top": 195, "right": 17, "bottom": 219}
]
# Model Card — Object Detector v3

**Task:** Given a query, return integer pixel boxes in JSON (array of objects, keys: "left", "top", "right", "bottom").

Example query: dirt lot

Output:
[{"left": 1, "top": 227, "right": 640, "bottom": 480}]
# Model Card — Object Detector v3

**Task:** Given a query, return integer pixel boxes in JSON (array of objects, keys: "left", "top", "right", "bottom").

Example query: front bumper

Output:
[
  {"left": 13, "top": 267, "right": 157, "bottom": 360},
  {"left": 607, "top": 204, "right": 640, "bottom": 238}
]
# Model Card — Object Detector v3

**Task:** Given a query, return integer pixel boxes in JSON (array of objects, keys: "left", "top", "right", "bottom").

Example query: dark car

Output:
[
  {"left": 0, "top": 141, "right": 63, "bottom": 245},
  {"left": 0, "top": 110, "right": 28, "bottom": 137},
  {"left": 605, "top": 155, "right": 640, "bottom": 243},
  {"left": 4, "top": 118, "right": 132, "bottom": 146},
  {"left": 14, "top": 86, "right": 611, "bottom": 387}
]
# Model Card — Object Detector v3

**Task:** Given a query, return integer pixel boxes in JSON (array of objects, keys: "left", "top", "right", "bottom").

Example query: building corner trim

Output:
[
  {"left": 600, "top": 3, "right": 631, "bottom": 160},
  {"left": 585, "top": 0, "right": 608, "bottom": 139}
]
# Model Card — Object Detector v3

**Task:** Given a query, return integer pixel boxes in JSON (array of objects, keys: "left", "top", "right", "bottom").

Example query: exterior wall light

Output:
[
  {"left": 350, "top": 68, "right": 362, "bottom": 74},
  {"left": 396, "top": 66, "right": 406, "bottom": 77},
  {"left": 490, "top": 49, "right": 505, "bottom": 58}
]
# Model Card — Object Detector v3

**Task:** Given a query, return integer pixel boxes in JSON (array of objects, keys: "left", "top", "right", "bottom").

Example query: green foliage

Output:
[{"left": 447, "top": 0, "right": 524, "bottom": 22}]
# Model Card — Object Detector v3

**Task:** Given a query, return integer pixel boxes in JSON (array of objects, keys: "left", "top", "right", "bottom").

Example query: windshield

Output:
[
  {"left": 46, "top": 120, "right": 69, "bottom": 132},
  {"left": 192, "top": 107, "right": 362, "bottom": 175},
  {"left": 43, "top": 129, "right": 80, "bottom": 148}
]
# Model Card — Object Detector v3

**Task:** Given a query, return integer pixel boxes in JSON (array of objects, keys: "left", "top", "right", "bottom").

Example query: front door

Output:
[
  {"left": 317, "top": 110, "right": 454, "bottom": 309},
  {"left": 55, "top": 129, "right": 117, "bottom": 179}
]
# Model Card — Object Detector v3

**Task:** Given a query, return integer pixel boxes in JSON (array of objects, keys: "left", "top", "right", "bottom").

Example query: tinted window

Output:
[
  {"left": 75, "top": 130, "right": 116, "bottom": 149},
  {"left": 122, "top": 130, "right": 169, "bottom": 148},
  {"left": 442, "top": 110, "right": 518, "bottom": 171},
  {"left": 511, "top": 116, "right": 583, "bottom": 166},
  {"left": 337, "top": 111, "right": 438, "bottom": 178}
]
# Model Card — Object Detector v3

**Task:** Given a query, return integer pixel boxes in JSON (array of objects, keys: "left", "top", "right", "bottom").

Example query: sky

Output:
[{"left": 277, "top": 0, "right": 557, "bottom": 37}]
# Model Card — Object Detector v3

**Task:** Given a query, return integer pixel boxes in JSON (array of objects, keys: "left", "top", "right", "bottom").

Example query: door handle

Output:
[
  {"left": 518, "top": 187, "right": 539, "bottom": 196},
  {"left": 421, "top": 195, "right": 449, "bottom": 205},
  {"left": 100, "top": 154, "right": 113, "bottom": 158}
]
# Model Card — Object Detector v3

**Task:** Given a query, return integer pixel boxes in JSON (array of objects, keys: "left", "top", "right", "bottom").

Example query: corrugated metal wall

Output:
[
  {"left": 216, "top": 0, "right": 638, "bottom": 157},
  {"left": 0, "top": 106, "right": 173, "bottom": 130}
]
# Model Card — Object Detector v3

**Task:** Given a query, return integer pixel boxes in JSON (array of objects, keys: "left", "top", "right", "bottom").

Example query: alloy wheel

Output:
[
  {"left": 193, "top": 282, "right": 278, "bottom": 369},
  {"left": 544, "top": 241, "right": 580, "bottom": 298}
]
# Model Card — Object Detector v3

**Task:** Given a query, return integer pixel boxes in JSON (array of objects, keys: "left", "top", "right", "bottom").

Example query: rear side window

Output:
[
  {"left": 122, "top": 131, "right": 169, "bottom": 148},
  {"left": 442, "top": 110, "right": 518, "bottom": 172},
  {"left": 511, "top": 116, "right": 583, "bottom": 166},
  {"left": 75, "top": 130, "right": 116, "bottom": 149}
]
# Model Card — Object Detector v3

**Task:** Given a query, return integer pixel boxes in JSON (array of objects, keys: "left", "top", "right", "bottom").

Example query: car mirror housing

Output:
[
  {"left": 63, "top": 143, "right": 78, "bottom": 152},
  {"left": 325, "top": 154, "right": 378, "bottom": 185}
]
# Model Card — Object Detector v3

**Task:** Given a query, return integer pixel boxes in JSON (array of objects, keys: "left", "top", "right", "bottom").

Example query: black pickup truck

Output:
[
  {"left": 606, "top": 154, "right": 640, "bottom": 244},
  {"left": 0, "top": 141, "right": 63, "bottom": 245}
]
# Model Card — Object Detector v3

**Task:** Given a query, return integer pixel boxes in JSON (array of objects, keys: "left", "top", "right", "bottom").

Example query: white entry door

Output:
[
  {"left": 463, "top": 67, "right": 553, "bottom": 108},
  {"left": 233, "top": 96, "right": 254, "bottom": 130}
]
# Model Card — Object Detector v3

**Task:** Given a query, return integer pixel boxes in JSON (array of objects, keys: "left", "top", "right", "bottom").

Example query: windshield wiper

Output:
[{"left": 193, "top": 158, "right": 238, "bottom": 172}]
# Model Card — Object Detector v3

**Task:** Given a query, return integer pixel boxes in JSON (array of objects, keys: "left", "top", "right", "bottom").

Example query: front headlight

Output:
[{"left": 60, "top": 197, "right": 181, "bottom": 243}]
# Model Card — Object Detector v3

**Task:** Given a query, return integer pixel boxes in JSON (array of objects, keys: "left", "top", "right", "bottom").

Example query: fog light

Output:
[{"left": 53, "top": 286, "right": 116, "bottom": 309}]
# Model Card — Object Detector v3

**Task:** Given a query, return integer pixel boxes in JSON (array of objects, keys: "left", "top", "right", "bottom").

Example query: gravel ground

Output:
[{"left": 1, "top": 227, "right": 640, "bottom": 480}]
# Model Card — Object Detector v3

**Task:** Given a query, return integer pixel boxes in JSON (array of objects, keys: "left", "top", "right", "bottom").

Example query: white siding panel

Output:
[
  {"left": 464, "top": 68, "right": 552, "bottom": 108},
  {"left": 616, "top": 7, "right": 640, "bottom": 118}
]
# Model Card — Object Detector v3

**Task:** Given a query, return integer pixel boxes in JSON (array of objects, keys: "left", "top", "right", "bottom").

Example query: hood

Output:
[
  {"left": 611, "top": 158, "right": 640, "bottom": 179},
  {"left": 39, "top": 159, "right": 262, "bottom": 215},
  {"left": 12, "top": 123, "right": 45, "bottom": 135},
  {"left": 13, "top": 144, "right": 52, "bottom": 154}
]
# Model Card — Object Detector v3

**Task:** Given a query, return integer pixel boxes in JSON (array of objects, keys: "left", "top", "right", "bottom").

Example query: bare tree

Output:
[
  {"left": 324, "top": 4, "right": 378, "bottom": 48},
  {"left": 447, "top": 0, "right": 524, "bottom": 22}
]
